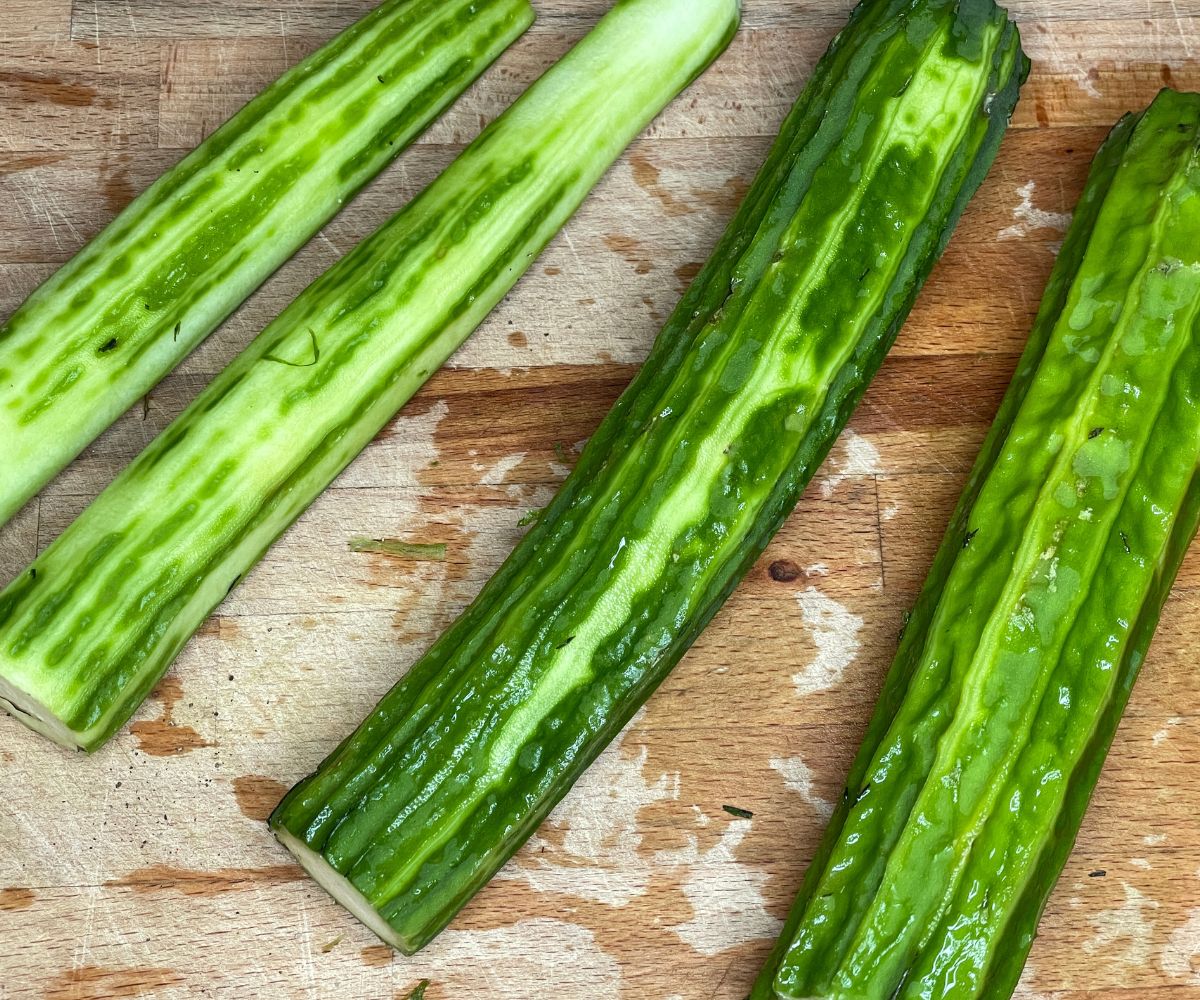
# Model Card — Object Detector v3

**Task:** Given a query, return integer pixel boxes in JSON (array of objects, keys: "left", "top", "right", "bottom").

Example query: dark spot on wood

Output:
[
  {"left": 768, "top": 559, "right": 803, "bottom": 582},
  {"left": 1035, "top": 100, "right": 1049, "bottom": 128},
  {"left": 0, "top": 71, "right": 98, "bottom": 109},
  {"left": 129, "top": 674, "right": 214, "bottom": 757},
  {"left": 603, "top": 233, "right": 653, "bottom": 275},
  {"left": 507, "top": 329, "right": 528, "bottom": 348},
  {"left": 1089, "top": 869, "right": 1107, "bottom": 878},
  {"left": 689, "top": 174, "right": 751, "bottom": 215},
  {"left": 100, "top": 157, "right": 137, "bottom": 216},
  {"left": 232, "top": 775, "right": 288, "bottom": 822},
  {"left": 44, "top": 965, "right": 183, "bottom": 1000},
  {"left": 543, "top": 265, "right": 561, "bottom": 276},
  {"left": 722, "top": 804, "right": 754, "bottom": 819},
  {"left": 361, "top": 944, "right": 394, "bottom": 968},
  {"left": 105, "top": 863, "right": 304, "bottom": 896},
  {"left": 0, "top": 152, "right": 67, "bottom": 173},
  {"left": 674, "top": 260, "right": 703, "bottom": 294},
  {"left": 628, "top": 150, "right": 694, "bottom": 217},
  {"left": 0, "top": 886, "right": 35, "bottom": 910}
]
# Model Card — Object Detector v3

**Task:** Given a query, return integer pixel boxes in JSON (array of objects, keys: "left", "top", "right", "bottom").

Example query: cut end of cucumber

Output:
[
  {"left": 0, "top": 674, "right": 85, "bottom": 751},
  {"left": 273, "top": 826, "right": 411, "bottom": 954}
]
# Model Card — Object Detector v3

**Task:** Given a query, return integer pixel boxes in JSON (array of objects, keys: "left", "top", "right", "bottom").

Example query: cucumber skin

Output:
[
  {"left": 0, "top": 0, "right": 533, "bottom": 528},
  {"left": 0, "top": 0, "right": 740, "bottom": 753},
  {"left": 763, "top": 89, "right": 1200, "bottom": 1000},
  {"left": 271, "top": 0, "right": 1026, "bottom": 956}
]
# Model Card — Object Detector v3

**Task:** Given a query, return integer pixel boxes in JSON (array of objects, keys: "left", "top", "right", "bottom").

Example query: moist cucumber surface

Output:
[
  {"left": 271, "top": 0, "right": 1027, "bottom": 956},
  {"left": 0, "top": 0, "right": 534, "bottom": 527},
  {"left": 760, "top": 86, "right": 1200, "bottom": 1000},
  {"left": 0, "top": 0, "right": 739, "bottom": 753}
]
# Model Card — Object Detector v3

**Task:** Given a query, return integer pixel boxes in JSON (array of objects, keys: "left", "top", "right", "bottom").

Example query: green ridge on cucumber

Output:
[
  {"left": 760, "top": 86, "right": 1200, "bottom": 1000},
  {"left": 0, "top": 0, "right": 739, "bottom": 753},
  {"left": 0, "top": 0, "right": 534, "bottom": 528},
  {"left": 270, "top": 0, "right": 1026, "bottom": 956}
]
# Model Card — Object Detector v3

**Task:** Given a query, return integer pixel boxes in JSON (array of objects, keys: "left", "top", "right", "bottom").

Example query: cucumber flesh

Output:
[
  {"left": 271, "top": 0, "right": 1026, "bottom": 956},
  {"left": 0, "top": 674, "right": 77, "bottom": 750},
  {"left": 0, "top": 0, "right": 739, "bottom": 755},
  {"left": 0, "top": 0, "right": 533, "bottom": 529},
  {"left": 763, "top": 88, "right": 1200, "bottom": 1000},
  {"left": 276, "top": 827, "right": 406, "bottom": 950}
]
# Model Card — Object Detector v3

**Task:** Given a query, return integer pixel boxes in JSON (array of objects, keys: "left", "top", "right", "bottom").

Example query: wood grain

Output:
[{"left": 2, "top": 2, "right": 1200, "bottom": 998}]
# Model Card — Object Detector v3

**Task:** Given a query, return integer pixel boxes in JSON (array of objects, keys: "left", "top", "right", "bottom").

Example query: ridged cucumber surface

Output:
[
  {"left": 0, "top": 0, "right": 740, "bottom": 753},
  {"left": 0, "top": 0, "right": 533, "bottom": 527},
  {"left": 759, "top": 87, "right": 1200, "bottom": 1000},
  {"left": 270, "top": 0, "right": 1026, "bottom": 956}
]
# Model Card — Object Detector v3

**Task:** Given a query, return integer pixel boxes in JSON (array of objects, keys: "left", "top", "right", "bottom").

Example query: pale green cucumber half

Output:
[
  {"left": 0, "top": 0, "right": 534, "bottom": 526},
  {"left": 0, "top": 0, "right": 740, "bottom": 754}
]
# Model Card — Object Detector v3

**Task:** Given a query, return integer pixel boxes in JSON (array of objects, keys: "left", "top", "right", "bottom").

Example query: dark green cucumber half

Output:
[
  {"left": 0, "top": 0, "right": 740, "bottom": 753},
  {"left": 759, "top": 87, "right": 1200, "bottom": 1000},
  {"left": 270, "top": 0, "right": 1027, "bottom": 956},
  {"left": 0, "top": 0, "right": 534, "bottom": 528}
]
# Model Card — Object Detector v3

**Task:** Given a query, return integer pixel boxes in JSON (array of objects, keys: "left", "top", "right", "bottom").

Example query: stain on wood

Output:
[
  {"left": 105, "top": 864, "right": 305, "bottom": 896},
  {"left": 0, "top": 886, "right": 35, "bottom": 910},
  {"left": 44, "top": 965, "right": 183, "bottom": 1000},
  {"left": 0, "top": 71, "right": 99, "bottom": 109},
  {"left": 361, "top": 944, "right": 394, "bottom": 968},
  {"left": 629, "top": 149, "right": 695, "bottom": 217},
  {"left": 231, "top": 775, "right": 289, "bottom": 822},
  {"left": 129, "top": 674, "right": 214, "bottom": 757},
  {"left": 602, "top": 233, "right": 654, "bottom": 275}
]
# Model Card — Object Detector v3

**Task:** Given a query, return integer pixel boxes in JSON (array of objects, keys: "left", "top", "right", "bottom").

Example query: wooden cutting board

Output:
[{"left": 2, "top": 2, "right": 1199, "bottom": 997}]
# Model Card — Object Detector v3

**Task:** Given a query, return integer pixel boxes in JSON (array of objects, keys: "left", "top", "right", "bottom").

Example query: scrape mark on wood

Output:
[
  {"left": 44, "top": 965, "right": 182, "bottom": 1000},
  {"left": 232, "top": 774, "right": 288, "bottom": 822}
]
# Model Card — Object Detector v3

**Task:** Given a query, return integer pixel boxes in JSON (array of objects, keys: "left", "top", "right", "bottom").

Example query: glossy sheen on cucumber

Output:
[
  {"left": 759, "top": 88, "right": 1200, "bottom": 1000},
  {"left": 0, "top": 0, "right": 533, "bottom": 528},
  {"left": 0, "top": 0, "right": 739, "bottom": 754},
  {"left": 270, "top": 0, "right": 1026, "bottom": 956}
]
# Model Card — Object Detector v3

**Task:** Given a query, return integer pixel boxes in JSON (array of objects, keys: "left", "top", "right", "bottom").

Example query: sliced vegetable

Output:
[
  {"left": 759, "top": 88, "right": 1200, "bottom": 1000},
  {"left": 0, "top": 0, "right": 534, "bottom": 527},
  {"left": 0, "top": 0, "right": 739, "bottom": 753},
  {"left": 270, "top": 0, "right": 1026, "bottom": 955}
]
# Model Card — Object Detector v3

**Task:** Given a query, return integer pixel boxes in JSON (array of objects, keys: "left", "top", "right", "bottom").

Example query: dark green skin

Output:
[
  {"left": 0, "top": 0, "right": 534, "bottom": 528},
  {"left": 760, "top": 88, "right": 1200, "bottom": 1000},
  {"left": 272, "top": 0, "right": 1026, "bottom": 956}
]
